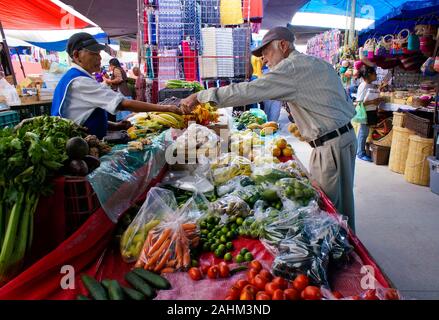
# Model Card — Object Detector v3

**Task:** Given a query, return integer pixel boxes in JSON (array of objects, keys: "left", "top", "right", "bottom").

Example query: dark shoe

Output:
[{"left": 357, "top": 154, "right": 372, "bottom": 162}]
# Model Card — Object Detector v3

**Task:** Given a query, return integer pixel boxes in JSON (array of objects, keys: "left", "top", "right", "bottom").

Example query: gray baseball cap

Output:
[{"left": 252, "top": 27, "right": 295, "bottom": 57}]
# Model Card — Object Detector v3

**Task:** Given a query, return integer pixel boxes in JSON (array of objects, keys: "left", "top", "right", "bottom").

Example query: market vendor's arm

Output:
[
  {"left": 118, "top": 99, "right": 181, "bottom": 114},
  {"left": 182, "top": 59, "right": 295, "bottom": 110}
]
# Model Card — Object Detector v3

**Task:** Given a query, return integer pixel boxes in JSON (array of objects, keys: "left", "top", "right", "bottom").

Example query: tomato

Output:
[
  {"left": 236, "top": 279, "right": 249, "bottom": 290},
  {"left": 219, "top": 264, "right": 230, "bottom": 278},
  {"left": 272, "top": 277, "right": 288, "bottom": 290},
  {"left": 259, "top": 269, "right": 272, "bottom": 282},
  {"left": 384, "top": 289, "right": 399, "bottom": 300},
  {"left": 364, "top": 289, "right": 379, "bottom": 300},
  {"left": 264, "top": 282, "right": 280, "bottom": 296},
  {"left": 240, "top": 284, "right": 257, "bottom": 300},
  {"left": 272, "top": 289, "right": 286, "bottom": 300},
  {"left": 292, "top": 274, "right": 309, "bottom": 292},
  {"left": 207, "top": 266, "right": 219, "bottom": 279},
  {"left": 301, "top": 286, "right": 322, "bottom": 300},
  {"left": 351, "top": 295, "right": 361, "bottom": 300},
  {"left": 332, "top": 291, "right": 344, "bottom": 299},
  {"left": 188, "top": 267, "right": 202, "bottom": 281},
  {"left": 284, "top": 288, "right": 300, "bottom": 301},
  {"left": 247, "top": 269, "right": 259, "bottom": 282},
  {"left": 249, "top": 260, "right": 262, "bottom": 272},
  {"left": 253, "top": 275, "right": 268, "bottom": 291},
  {"left": 228, "top": 286, "right": 241, "bottom": 300},
  {"left": 200, "top": 264, "right": 210, "bottom": 275},
  {"left": 225, "top": 295, "right": 235, "bottom": 300},
  {"left": 256, "top": 291, "right": 271, "bottom": 300}
]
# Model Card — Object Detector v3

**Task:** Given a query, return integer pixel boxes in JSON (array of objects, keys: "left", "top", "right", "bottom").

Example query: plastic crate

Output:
[
  {"left": 404, "top": 113, "right": 433, "bottom": 138},
  {"left": 158, "top": 88, "right": 195, "bottom": 102},
  {"left": 0, "top": 110, "right": 20, "bottom": 128},
  {"left": 64, "top": 176, "right": 101, "bottom": 236}
]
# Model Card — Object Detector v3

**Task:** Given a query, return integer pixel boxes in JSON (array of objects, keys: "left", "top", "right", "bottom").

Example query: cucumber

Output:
[
  {"left": 121, "top": 286, "right": 146, "bottom": 300},
  {"left": 101, "top": 279, "right": 112, "bottom": 289},
  {"left": 125, "top": 272, "right": 156, "bottom": 299},
  {"left": 76, "top": 294, "right": 90, "bottom": 300},
  {"left": 132, "top": 268, "right": 171, "bottom": 290},
  {"left": 107, "top": 280, "right": 125, "bottom": 300},
  {"left": 81, "top": 274, "right": 108, "bottom": 300}
]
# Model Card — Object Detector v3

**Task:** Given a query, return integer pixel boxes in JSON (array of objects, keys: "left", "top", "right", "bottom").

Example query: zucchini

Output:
[
  {"left": 125, "top": 272, "right": 156, "bottom": 299},
  {"left": 76, "top": 294, "right": 90, "bottom": 300},
  {"left": 107, "top": 280, "right": 125, "bottom": 300},
  {"left": 101, "top": 279, "right": 112, "bottom": 289},
  {"left": 121, "top": 286, "right": 146, "bottom": 300},
  {"left": 81, "top": 274, "right": 108, "bottom": 300},
  {"left": 132, "top": 268, "right": 171, "bottom": 290}
]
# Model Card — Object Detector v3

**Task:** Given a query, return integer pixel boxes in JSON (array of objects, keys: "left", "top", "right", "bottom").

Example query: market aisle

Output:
[{"left": 278, "top": 109, "right": 439, "bottom": 300}]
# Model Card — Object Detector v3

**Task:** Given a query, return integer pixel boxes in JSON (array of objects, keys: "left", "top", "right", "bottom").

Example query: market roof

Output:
[{"left": 262, "top": 0, "right": 310, "bottom": 29}]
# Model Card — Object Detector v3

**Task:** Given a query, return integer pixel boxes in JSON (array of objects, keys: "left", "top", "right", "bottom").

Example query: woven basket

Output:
[
  {"left": 373, "top": 129, "right": 393, "bottom": 147},
  {"left": 389, "top": 126, "right": 414, "bottom": 173},
  {"left": 404, "top": 135, "right": 434, "bottom": 186},
  {"left": 393, "top": 112, "right": 406, "bottom": 128}
]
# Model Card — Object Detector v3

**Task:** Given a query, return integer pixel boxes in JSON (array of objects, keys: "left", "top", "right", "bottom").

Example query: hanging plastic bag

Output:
[
  {"left": 0, "top": 78, "right": 20, "bottom": 105},
  {"left": 135, "top": 195, "right": 205, "bottom": 273},
  {"left": 352, "top": 102, "right": 367, "bottom": 124},
  {"left": 120, "top": 187, "right": 178, "bottom": 263}
]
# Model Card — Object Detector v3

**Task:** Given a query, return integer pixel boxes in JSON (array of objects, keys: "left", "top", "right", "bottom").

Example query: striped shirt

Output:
[{"left": 197, "top": 50, "right": 355, "bottom": 141}]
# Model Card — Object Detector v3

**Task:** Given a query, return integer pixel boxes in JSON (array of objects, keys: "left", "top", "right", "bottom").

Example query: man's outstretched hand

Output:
[{"left": 180, "top": 93, "right": 199, "bottom": 114}]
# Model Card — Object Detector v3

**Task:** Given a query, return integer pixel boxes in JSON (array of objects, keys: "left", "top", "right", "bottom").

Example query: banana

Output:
[
  {"left": 150, "top": 113, "right": 182, "bottom": 128},
  {"left": 157, "top": 113, "right": 184, "bottom": 128}
]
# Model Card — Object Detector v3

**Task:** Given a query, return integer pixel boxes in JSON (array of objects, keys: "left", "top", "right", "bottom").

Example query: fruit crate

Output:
[
  {"left": 11, "top": 103, "right": 52, "bottom": 120},
  {"left": 370, "top": 144, "right": 391, "bottom": 165},
  {"left": 404, "top": 113, "right": 433, "bottom": 138},
  {"left": 64, "top": 176, "right": 101, "bottom": 236},
  {"left": 0, "top": 110, "right": 20, "bottom": 128}
]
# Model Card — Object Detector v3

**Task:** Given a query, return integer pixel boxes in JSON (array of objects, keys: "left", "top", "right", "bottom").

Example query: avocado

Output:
[{"left": 66, "top": 137, "right": 89, "bottom": 160}]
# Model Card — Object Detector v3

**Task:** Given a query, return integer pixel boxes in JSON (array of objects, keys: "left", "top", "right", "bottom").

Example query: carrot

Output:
[
  {"left": 154, "top": 250, "right": 171, "bottom": 272},
  {"left": 135, "top": 233, "right": 153, "bottom": 268},
  {"left": 175, "top": 237, "right": 183, "bottom": 269},
  {"left": 161, "top": 267, "right": 175, "bottom": 274},
  {"left": 166, "top": 259, "right": 176, "bottom": 268},
  {"left": 183, "top": 249, "right": 190, "bottom": 268},
  {"left": 146, "top": 239, "right": 171, "bottom": 268},
  {"left": 191, "top": 236, "right": 200, "bottom": 248},
  {"left": 182, "top": 223, "right": 196, "bottom": 232},
  {"left": 149, "top": 228, "right": 171, "bottom": 253}
]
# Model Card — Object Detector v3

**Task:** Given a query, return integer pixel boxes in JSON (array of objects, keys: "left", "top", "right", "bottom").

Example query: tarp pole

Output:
[
  {"left": 15, "top": 48, "right": 26, "bottom": 79},
  {"left": 137, "top": 0, "right": 142, "bottom": 66},
  {"left": 349, "top": 0, "right": 357, "bottom": 46},
  {"left": 0, "top": 20, "right": 17, "bottom": 86}
]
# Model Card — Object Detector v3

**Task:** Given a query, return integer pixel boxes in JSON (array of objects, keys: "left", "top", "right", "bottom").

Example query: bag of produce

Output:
[
  {"left": 216, "top": 176, "right": 255, "bottom": 197},
  {"left": 251, "top": 165, "right": 293, "bottom": 184},
  {"left": 238, "top": 200, "right": 279, "bottom": 239},
  {"left": 120, "top": 187, "right": 177, "bottom": 263},
  {"left": 230, "top": 184, "right": 262, "bottom": 207},
  {"left": 210, "top": 195, "right": 251, "bottom": 218},
  {"left": 212, "top": 156, "right": 252, "bottom": 185},
  {"left": 275, "top": 178, "right": 318, "bottom": 208},
  {"left": 134, "top": 195, "right": 205, "bottom": 273}
]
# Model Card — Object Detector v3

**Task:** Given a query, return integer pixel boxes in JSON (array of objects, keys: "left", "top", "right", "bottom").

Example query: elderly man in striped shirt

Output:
[{"left": 181, "top": 27, "right": 357, "bottom": 232}]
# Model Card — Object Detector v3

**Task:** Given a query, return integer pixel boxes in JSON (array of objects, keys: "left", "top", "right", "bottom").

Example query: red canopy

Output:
[{"left": 0, "top": 0, "right": 90, "bottom": 30}]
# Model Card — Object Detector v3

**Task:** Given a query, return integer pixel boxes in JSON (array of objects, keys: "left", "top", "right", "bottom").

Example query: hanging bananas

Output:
[{"left": 149, "top": 112, "right": 185, "bottom": 129}]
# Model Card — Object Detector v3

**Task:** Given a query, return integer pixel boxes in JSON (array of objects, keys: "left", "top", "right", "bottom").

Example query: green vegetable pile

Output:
[
  {"left": 0, "top": 116, "right": 84, "bottom": 283},
  {"left": 165, "top": 80, "right": 204, "bottom": 92},
  {"left": 237, "top": 111, "right": 264, "bottom": 129}
]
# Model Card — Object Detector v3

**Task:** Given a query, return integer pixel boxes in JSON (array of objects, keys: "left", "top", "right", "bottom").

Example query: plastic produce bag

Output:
[
  {"left": 251, "top": 165, "right": 293, "bottom": 184},
  {"left": 352, "top": 102, "right": 367, "bottom": 124},
  {"left": 120, "top": 187, "right": 177, "bottom": 263},
  {"left": 0, "top": 78, "right": 20, "bottom": 105},
  {"left": 238, "top": 200, "right": 277, "bottom": 238},
  {"left": 211, "top": 195, "right": 251, "bottom": 218},
  {"left": 212, "top": 156, "right": 252, "bottom": 185},
  {"left": 216, "top": 175, "right": 255, "bottom": 197},
  {"left": 135, "top": 195, "right": 204, "bottom": 273},
  {"left": 230, "top": 184, "right": 262, "bottom": 207},
  {"left": 275, "top": 178, "right": 318, "bottom": 208}
]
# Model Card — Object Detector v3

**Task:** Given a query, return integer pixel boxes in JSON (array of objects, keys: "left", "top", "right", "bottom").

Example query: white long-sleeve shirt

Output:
[
  {"left": 62, "top": 63, "right": 125, "bottom": 125},
  {"left": 197, "top": 50, "right": 355, "bottom": 141}
]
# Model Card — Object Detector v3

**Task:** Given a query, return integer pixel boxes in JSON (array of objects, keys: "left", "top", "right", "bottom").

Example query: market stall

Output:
[{"left": 0, "top": 100, "right": 398, "bottom": 300}]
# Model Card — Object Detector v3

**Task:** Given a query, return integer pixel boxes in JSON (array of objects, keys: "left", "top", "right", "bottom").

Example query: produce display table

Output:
[{"left": 8, "top": 99, "right": 52, "bottom": 120}]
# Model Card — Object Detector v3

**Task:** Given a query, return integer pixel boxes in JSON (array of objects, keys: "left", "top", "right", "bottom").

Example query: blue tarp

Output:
[
  {"left": 24, "top": 33, "right": 109, "bottom": 51},
  {"left": 299, "top": 0, "right": 430, "bottom": 21},
  {"left": 359, "top": 1, "right": 439, "bottom": 45}
]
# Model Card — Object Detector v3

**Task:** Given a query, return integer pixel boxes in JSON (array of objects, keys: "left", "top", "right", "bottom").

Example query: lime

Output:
[
  {"left": 244, "top": 252, "right": 254, "bottom": 262},
  {"left": 214, "top": 248, "right": 222, "bottom": 257},
  {"left": 191, "top": 259, "right": 199, "bottom": 267},
  {"left": 201, "top": 229, "right": 209, "bottom": 236},
  {"left": 231, "top": 223, "right": 238, "bottom": 230},
  {"left": 251, "top": 230, "right": 259, "bottom": 238},
  {"left": 235, "top": 254, "right": 244, "bottom": 263},
  {"left": 240, "top": 248, "right": 249, "bottom": 255},
  {"left": 236, "top": 217, "right": 244, "bottom": 225},
  {"left": 229, "top": 216, "right": 237, "bottom": 223},
  {"left": 208, "top": 216, "right": 216, "bottom": 224},
  {"left": 221, "top": 226, "right": 229, "bottom": 234},
  {"left": 200, "top": 221, "right": 207, "bottom": 229},
  {"left": 261, "top": 189, "right": 279, "bottom": 202},
  {"left": 203, "top": 243, "right": 210, "bottom": 251},
  {"left": 226, "top": 242, "right": 234, "bottom": 250},
  {"left": 207, "top": 223, "right": 214, "bottom": 230},
  {"left": 220, "top": 235, "right": 228, "bottom": 243},
  {"left": 215, "top": 238, "right": 221, "bottom": 245},
  {"left": 207, "top": 232, "right": 214, "bottom": 239},
  {"left": 210, "top": 243, "right": 218, "bottom": 251},
  {"left": 226, "top": 231, "right": 234, "bottom": 240},
  {"left": 224, "top": 252, "right": 233, "bottom": 261},
  {"left": 239, "top": 228, "right": 246, "bottom": 236},
  {"left": 218, "top": 244, "right": 226, "bottom": 251}
]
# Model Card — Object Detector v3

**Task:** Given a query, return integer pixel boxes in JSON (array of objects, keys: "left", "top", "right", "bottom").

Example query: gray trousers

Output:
[{"left": 309, "top": 130, "right": 357, "bottom": 232}]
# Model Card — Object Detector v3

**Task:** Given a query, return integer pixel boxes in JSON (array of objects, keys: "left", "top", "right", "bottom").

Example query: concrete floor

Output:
[{"left": 277, "top": 109, "right": 439, "bottom": 300}]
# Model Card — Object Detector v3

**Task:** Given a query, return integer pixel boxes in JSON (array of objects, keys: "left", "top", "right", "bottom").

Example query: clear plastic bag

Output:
[
  {"left": 212, "top": 155, "right": 252, "bottom": 185},
  {"left": 135, "top": 195, "right": 204, "bottom": 273},
  {"left": 211, "top": 195, "right": 251, "bottom": 218},
  {"left": 275, "top": 178, "right": 318, "bottom": 208},
  {"left": 272, "top": 160, "right": 308, "bottom": 180},
  {"left": 251, "top": 165, "right": 293, "bottom": 184},
  {"left": 120, "top": 187, "right": 177, "bottom": 263},
  {"left": 216, "top": 176, "right": 255, "bottom": 197},
  {"left": 230, "top": 184, "right": 262, "bottom": 207},
  {"left": 0, "top": 78, "right": 20, "bottom": 105},
  {"left": 239, "top": 200, "right": 273, "bottom": 238}
]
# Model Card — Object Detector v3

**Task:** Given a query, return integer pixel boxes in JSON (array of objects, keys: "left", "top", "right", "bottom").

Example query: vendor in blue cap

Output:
[{"left": 52, "top": 32, "right": 181, "bottom": 139}]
